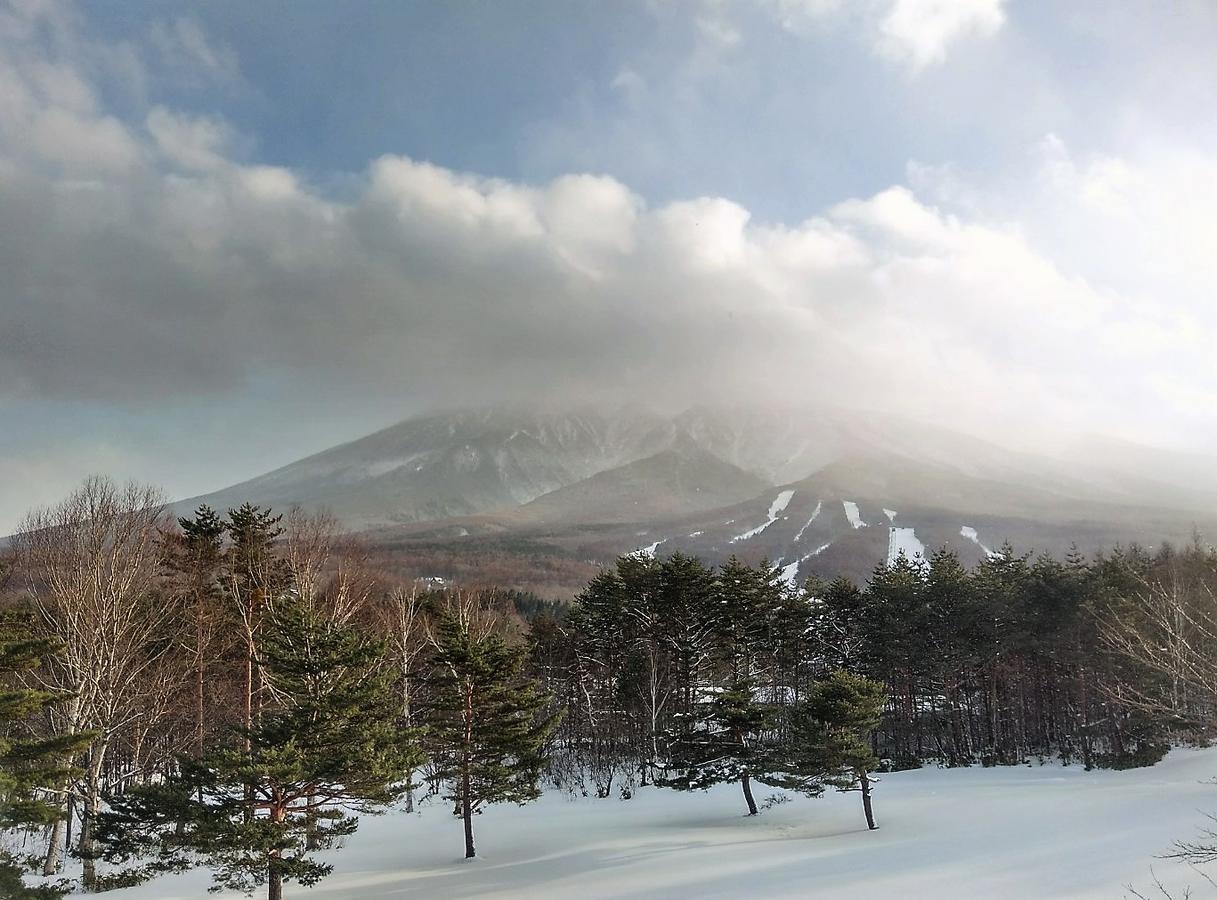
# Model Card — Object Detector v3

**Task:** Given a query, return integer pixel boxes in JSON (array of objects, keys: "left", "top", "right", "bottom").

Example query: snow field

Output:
[
  {"left": 103, "top": 746, "right": 1217, "bottom": 899},
  {"left": 731, "top": 490, "right": 796, "bottom": 542}
]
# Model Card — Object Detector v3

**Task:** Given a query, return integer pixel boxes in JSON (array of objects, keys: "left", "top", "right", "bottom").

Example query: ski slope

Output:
[
  {"left": 99, "top": 746, "right": 1217, "bottom": 899},
  {"left": 731, "top": 490, "right": 795, "bottom": 542}
]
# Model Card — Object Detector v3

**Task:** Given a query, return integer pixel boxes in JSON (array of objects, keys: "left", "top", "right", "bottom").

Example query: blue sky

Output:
[{"left": 1, "top": 0, "right": 1214, "bottom": 529}]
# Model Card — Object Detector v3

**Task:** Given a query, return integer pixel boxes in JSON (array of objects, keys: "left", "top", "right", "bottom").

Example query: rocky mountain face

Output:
[{"left": 181, "top": 405, "right": 1217, "bottom": 594}]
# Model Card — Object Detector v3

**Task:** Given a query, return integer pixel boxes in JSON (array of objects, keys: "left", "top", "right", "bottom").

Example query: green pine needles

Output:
[{"left": 98, "top": 598, "right": 423, "bottom": 900}]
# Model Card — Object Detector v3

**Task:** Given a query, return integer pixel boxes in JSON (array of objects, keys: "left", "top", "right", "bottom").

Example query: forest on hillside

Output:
[{"left": 1, "top": 476, "right": 1216, "bottom": 899}]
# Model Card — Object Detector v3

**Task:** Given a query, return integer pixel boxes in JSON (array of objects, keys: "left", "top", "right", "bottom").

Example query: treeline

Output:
[
  {"left": 1, "top": 475, "right": 1215, "bottom": 898},
  {"left": 532, "top": 542, "right": 1217, "bottom": 812}
]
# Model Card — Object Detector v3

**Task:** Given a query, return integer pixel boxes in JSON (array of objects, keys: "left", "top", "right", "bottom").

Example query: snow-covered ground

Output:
[
  {"left": 843, "top": 500, "right": 867, "bottom": 529},
  {"left": 99, "top": 746, "right": 1217, "bottom": 899},
  {"left": 793, "top": 500, "right": 822, "bottom": 542},
  {"left": 960, "top": 525, "right": 999, "bottom": 558},
  {"left": 731, "top": 490, "right": 795, "bottom": 542},
  {"left": 887, "top": 526, "right": 926, "bottom": 566}
]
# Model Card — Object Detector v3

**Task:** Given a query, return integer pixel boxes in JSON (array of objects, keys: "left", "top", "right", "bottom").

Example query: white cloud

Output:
[
  {"left": 147, "top": 16, "right": 239, "bottom": 86},
  {"left": 875, "top": 0, "right": 1006, "bottom": 69},
  {"left": 755, "top": 0, "right": 1006, "bottom": 69},
  {"left": 0, "top": 0, "right": 1214, "bottom": 525}
]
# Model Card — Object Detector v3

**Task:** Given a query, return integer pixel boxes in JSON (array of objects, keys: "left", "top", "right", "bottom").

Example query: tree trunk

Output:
[
  {"left": 81, "top": 739, "right": 109, "bottom": 891},
  {"left": 859, "top": 769, "right": 877, "bottom": 830},
  {"left": 306, "top": 791, "right": 320, "bottom": 850},
  {"left": 43, "top": 811, "right": 64, "bottom": 875},
  {"left": 741, "top": 770, "right": 758, "bottom": 816},
  {"left": 462, "top": 778, "right": 475, "bottom": 859},
  {"left": 196, "top": 599, "right": 206, "bottom": 757},
  {"left": 268, "top": 800, "right": 285, "bottom": 900},
  {"left": 463, "top": 680, "right": 476, "bottom": 858}
]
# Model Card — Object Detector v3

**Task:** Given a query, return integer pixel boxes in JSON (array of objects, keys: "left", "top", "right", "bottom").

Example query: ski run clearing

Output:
[
  {"left": 792, "top": 500, "right": 822, "bottom": 542},
  {"left": 731, "top": 490, "right": 795, "bottom": 542},
  {"left": 886, "top": 526, "right": 926, "bottom": 566},
  {"left": 960, "top": 525, "right": 1000, "bottom": 558},
  {"left": 842, "top": 499, "right": 867, "bottom": 529},
  {"left": 101, "top": 745, "right": 1217, "bottom": 899}
]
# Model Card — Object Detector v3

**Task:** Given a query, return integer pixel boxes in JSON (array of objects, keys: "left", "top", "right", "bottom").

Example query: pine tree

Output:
[
  {"left": 162, "top": 505, "right": 226, "bottom": 758},
  {"left": 801, "top": 671, "right": 886, "bottom": 830},
  {"left": 422, "top": 597, "right": 559, "bottom": 858},
  {"left": 98, "top": 599, "right": 421, "bottom": 900},
  {"left": 0, "top": 601, "right": 93, "bottom": 899},
  {"left": 658, "top": 678, "right": 774, "bottom": 815},
  {"left": 223, "top": 504, "right": 292, "bottom": 741}
]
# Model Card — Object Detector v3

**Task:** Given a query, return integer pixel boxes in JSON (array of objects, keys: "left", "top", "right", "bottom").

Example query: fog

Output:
[{"left": 1, "top": 0, "right": 1214, "bottom": 531}]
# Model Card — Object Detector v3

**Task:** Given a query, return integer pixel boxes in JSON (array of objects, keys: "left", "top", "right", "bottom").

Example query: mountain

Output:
[
  {"left": 181, "top": 405, "right": 1217, "bottom": 595},
  {"left": 178, "top": 408, "right": 674, "bottom": 527},
  {"left": 512, "top": 440, "right": 770, "bottom": 525}
]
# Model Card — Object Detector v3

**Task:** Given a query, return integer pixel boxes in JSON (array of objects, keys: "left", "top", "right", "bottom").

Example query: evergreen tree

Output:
[
  {"left": 98, "top": 599, "right": 420, "bottom": 900},
  {"left": 0, "top": 602, "right": 93, "bottom": 899},
  {"left": 223, "top": 504, "right": 292, "bottom": 739},
  {"left": 422, "top": 598, "right": 559, "bottom": 858},
  {"left": 162, "top": 505, "right": 226, "bottom": 757},
  {"left": 800, "top": 671, "right": 886, "bottom": 830},
  {"left": 658, "top": 678, "right": 774, "bottom": 815}
]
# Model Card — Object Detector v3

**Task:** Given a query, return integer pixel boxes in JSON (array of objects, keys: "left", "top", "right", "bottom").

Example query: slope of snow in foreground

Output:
[{"left": 103, "top": 746, "right": 1217, "bottom": 899}]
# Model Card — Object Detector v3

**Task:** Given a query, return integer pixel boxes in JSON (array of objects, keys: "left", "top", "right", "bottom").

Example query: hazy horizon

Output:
[{"left": 1, "top": 0, "right": 1214, "bottom": 531}]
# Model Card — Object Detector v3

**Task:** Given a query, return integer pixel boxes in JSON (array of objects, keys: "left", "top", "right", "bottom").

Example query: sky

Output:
[{"left": 0, "top": 0, "right": 1214, "bottom": 531}]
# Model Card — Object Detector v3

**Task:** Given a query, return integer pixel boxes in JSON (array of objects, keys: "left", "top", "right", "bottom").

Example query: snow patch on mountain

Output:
[
  {"left": 779, "top": 559, "right": 801, "bottom": 589},
  {"left": 884, "top": 508, "right": 898, "bottom": 522},
  {"left": 635, "top": 538, "right": 667, "bottom": 558},
  {"left": 780, "top": 536, "right": 835, "bottom": 590},
  {"left": 843, "top": 500, "right": 867, "bottom": 529},
  {"left": 961, "top": 525, "right": 1000, "bottom": 558},
  {"left": 793, "top": 501, "right": 823, "bottom": 542},
  {"left": 887, "top": 526, "right": 926, "bottom": 567},
  {"left": 731, "top": 490, "right": 796, "bottom": 542}
]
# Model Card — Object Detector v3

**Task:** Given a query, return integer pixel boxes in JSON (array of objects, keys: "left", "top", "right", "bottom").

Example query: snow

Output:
[
  {"left": 779, "top": 558, "right": 801, "bottom": 589},
  {"left": 842, "top": 500, "right": 867, "bottom": 529},
  {"left": 883, "top": 508, "right": 897, "bottom": 522},
  {"left": 635, "top": 538, "right": 667, "bottom": 558},
  {"left": 688, "top": 531, "right": 704, "bottom": 538},
  {"left": 731, "top": 490, "right": 795, "bottom": 542},
  {"left": 886, "top": 526, "right": 926, "bottom": 567},
  {"left": 98, "top": 746, "right": 1217, "bottom": 899},
  {"left": 792, "top": 501, "right": 822, "bottom": 542},
  {"left": 960, "top": 525, "right": 1000, "bottom": 559}
]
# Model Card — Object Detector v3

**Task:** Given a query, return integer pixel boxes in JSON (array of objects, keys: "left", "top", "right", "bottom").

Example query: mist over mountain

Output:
[{"left": 180, "top": 403, "right": 1217, "bottom": 593}]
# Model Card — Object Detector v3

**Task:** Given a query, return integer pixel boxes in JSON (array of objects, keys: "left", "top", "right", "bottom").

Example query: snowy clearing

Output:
[
  {"left": 731, "top": 490, "right": 795, "bottom": 542},
  {"left": 886, "top": 526, "right": 926, "bottom": 566},
  {"left": 960, "top": 525, "right": 999, "bottom": 558},
  {"left": 842, "top": 500, "right": 867, "bottom": 529},
  {"left": 792, "top": 500, "right": 822, "bottom": 542},
  {"left": 101, "top": 747, "right": 1217, "bottom": 899},
  {"left": 883, "top": 508, "right": 897, "bottom": 522},
  {"left": 634, "top": 538, "right": 666, "bottom": 557}
]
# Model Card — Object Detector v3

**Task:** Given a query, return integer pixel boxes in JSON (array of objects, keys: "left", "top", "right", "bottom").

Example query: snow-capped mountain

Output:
[{"left": 181, "top": 405, "right": 1217, "bottom": 592}]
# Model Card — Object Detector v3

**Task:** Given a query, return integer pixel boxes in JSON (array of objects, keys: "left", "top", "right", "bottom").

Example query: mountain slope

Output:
[
  {"left": 514, "top": 443, "right": 771, "bottom": 524},
  {"left": 178, "top": 408, "right": 675, "bottom": 526}
]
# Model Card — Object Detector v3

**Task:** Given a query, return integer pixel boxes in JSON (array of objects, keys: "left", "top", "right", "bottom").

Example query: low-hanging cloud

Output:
[{"left": 0, "top": 0, "right": 1214, "bottom": 532}]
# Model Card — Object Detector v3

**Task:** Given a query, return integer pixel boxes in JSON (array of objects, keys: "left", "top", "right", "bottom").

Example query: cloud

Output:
[
  {"left": 0, "top": 0, "right": 1213, "bottom": 527},
  {"left": 755, "top": 0, "right": 1006, "bottom": 69},
  {"left": 147, "top": 16, "right": 240, "bottom": 87},
  {"left": 875, "top": 0, "right": 1005, "bottom": 69}
]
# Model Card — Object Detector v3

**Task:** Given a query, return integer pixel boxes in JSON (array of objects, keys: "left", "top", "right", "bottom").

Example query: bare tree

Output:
[
  {"left": 373, "top": 586, "right": 430, "bottom": 810},
  {"left": 284, "top": 507, "right": 378, "bottom": 626},
  {"left": 13, "top": 476, "right": 173, "bottom": 888},
  {"left": 1101, "top": 557, "right": 1217, "bottom": 722}
]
